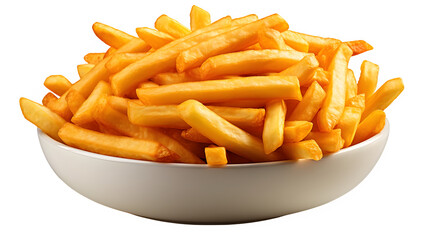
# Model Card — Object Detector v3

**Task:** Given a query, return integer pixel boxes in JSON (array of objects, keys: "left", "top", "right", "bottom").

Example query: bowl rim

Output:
[{"left": 38, "top": 119, "right": 389, "bottom": 169}]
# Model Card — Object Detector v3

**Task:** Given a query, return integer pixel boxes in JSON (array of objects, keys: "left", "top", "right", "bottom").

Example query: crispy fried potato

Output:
[
  {"left": 92, "top": 22, "right": 137, "bottom": 49},
  {"left": 281, "top": 140, "right": 322, "bottom": 161},
  {"left": 317, "top": 43, "right": 353, "bottom": 132},
  {"left": 345, "top": 69, "right": 358, "bottom": 100},
  {"left": 358, "top": 60, "right": 379, "bottom": 99},
  {"left": 105, "top": 52, "right": 147, "bottom": 74},
  {"left": 335, "top": 107, "right": 362, "bottom": 147},
  {"left": 104, "top": 47, "right": 117, "bottom": 58},
  {"left": 65, "top": 89, "right": 86, "bottom": 115},
  {"left": 352, "top": 110, "right": 386, "bottom": 145},
  {"left": 137, "top": 76, "right": 301, "bottom": 105},
  {"left": 59, "top": 123, "right": 175, "bottom": 162},
  {"left": 176, "top": 14, "right": 289, "bottom": 72},
  {"left": 77, "top": 64, "right": 95, "bottom": 78},
  {"left": 231, "top": 14, "right": 258, "bottom": 26},
  {"left": 84, "top": 53, "right": 104, "bottom": 64},
  {"left": 288, "top": 81, "right": 326, "bottom": 121},
  {"left": 136, "top": 27, "right": 174, "bottom": 49},
  {"left": 213, "top": 99, "right": 268, "bottom": 108},
  {"left": 155, "top": 15, "right": 191, "bottom": 38},
  {"left": 151, "top": 70, "right": 201, "bottom": 85},
  {"left": 94, "top": 98, "right": 203, "bottom": 163},
  {"left": 290, "top": 31, "right": 341, "bottom": 54},
  {"left": 42, "top": 92, "right": 57, "bottom": 106},
  {"left": 71, "top": 81, "right": 112, "bottom": 125},
  {"left": 361, "top": 78, "right": 404, "bottom": 120},
  {"left": 283, "top": 121, "right": 313, "bottom": 143},
  {"left": 275, "top": 54, "right": 319, "bottom": 86},
  {"left": 346, "top": 93, "right": 365, "bottom": 111},
  {"left": 43, "top": 94, "right": 73, "bottom": 121},
  {"left": 304, "top": 67, "right": 330, "bottom": 87},
  {"left": 263, "top": 100, "right": 286, "bottom": 154},
  {"left": 190, "top": 5, "right": 211, "bottom": 31},
  {"left": 345, "top": 40, "right": 373, "bottom": 56},
  {"left": 305, "top": 129, "right": 344, "bottom": 153},
  {"left": 44, "top": 75, "right": 72, "bottom": 96},
  {"left": 20, "top": 98, "right": 66, "bottom": 142},
  {"left": 258, "top": 27, "right": 291, "bottom": 51},
  {"left": 178, "top": 100, "right": 284, "bottom": 162},
  {"left": 200, "top": 49, "right": 309, "bottom": 79},
  {"left": 205, "top": 146, "right": 228, "bottom": 166},
  {"left": 281, "top": 30, "right": 309, "bottom": 52}
]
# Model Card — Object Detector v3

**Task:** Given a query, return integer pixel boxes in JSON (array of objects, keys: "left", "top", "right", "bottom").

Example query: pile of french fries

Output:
[{"left": 20, "top": 6, "right": 404, "bottom": 166}]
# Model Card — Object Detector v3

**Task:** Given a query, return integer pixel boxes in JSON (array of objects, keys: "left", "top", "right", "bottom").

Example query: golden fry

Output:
[
  {"left": 283, "top": 121, "right": 313, "bottom": 143},
  {"left": 345, "top": 69, "right": 358, "bottom": 100},
  {"left": 317, "top": 43, "right": 353, "bottom": 132},
  {"left": 20, "top": 98, "right": 66, "bottom": 142},
  {"left": 77, "top": 64, "right": 95, "bottom": 78},
  {"left": 361, "top": 78, "right": 404, "bottom": 120},
  {"left": 281, "top": 30, "right": 309, "bottom": 52},
  {"left": 65, "top": 89, "right": 86, "bottom": 115},
  {"left": 190, "top": 5, "right": 211, "bottom": 31},
  {"left": 44, "top": 75, "right": 72, "bottom": 96},
  {"left": 303, "top": 67, "right": 330, "bottom": 87},
  {"left": 59, "top": 123, "right": 175, "bottom": 162},
  {"left": 290, "top": 31, "right": 341, "bottom": 54},
  {"left": 258, "top": 27, "right": 291, "bottom": 51},
  {"left": 151, "top": 70, "right": 201, "bottom": 85},
  {"left": 155, "top": 15, "right": 191, "bottom": 38},
  {"left": 92, "top": 22, "right": 137, "bottom": 49},
  {"left": 178, "top": 100, "right": 284, "bottom": 162},
  {"left": 345, "top": 40, "right": 373, "bottom": 56},
  {"left": 84, "top": 53, "right": 104, "bottom": 64},
  {"left": 357, "top": 60, "right": 379, "bottom": 98},
  {"left": 42, "top": 92, "right": 57, "bottom": 107},
  {"left": 200, "top": 49, "right": 309, "bottom": 79},
  {"left": 176, "top": 14, "right": 289, "bottom": 72},
  {"left": 263, "top": 100, "right": 286, "bottom": 154},
  {"left": 288, "top": 81, "right": 326, "bottom": 121},
  {"left": 335, "top": 107, "right": 362, "bottom": 147},
  {"left": 231, "top": 14, "right": 258, "bottom": 26},
  {"left": 182, "top": 128, "right": 213, "bottom": 144},
  {"left": 305, "top": 129, "right": 344, "bottom": 153},
  {"left": 346, "top": 94, "right": 365, "bottom": 111},
  {"left": 136, "top": 27, "right": 174, "bottom": 49},
  {"left": 352, "top": 110, "right": 386, "bottom": 145},
  {"left": 205, "top": 147, "right": 228, "bottom": 166},
  {"left": 276, "top": 54, "right": 319, "bottom": 86},
  {"left": 281, "top": 140, "right": 323, "bottom": 161},
  {"left": 105, "top": 52, "right": 147, "bottom": 74}
]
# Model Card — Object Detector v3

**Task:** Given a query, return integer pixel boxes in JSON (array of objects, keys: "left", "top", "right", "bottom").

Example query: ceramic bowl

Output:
[{"left": 38, "top": 120, "right": 389, "bottom": 224}]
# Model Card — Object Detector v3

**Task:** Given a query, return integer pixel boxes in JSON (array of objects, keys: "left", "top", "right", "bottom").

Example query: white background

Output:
[{"left": 1, "top": 0, "right": 428, "bottom": 239}]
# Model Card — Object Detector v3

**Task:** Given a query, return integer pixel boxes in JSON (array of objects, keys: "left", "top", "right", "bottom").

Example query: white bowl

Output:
[{"left": 38, "top": 120, "right": 389, "bottom": 224}]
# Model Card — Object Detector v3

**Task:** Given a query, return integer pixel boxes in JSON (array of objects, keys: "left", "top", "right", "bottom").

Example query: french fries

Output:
[
  {"left": 137, "top": 76, "right": 301, "bottom": 105},
  {"left": 200, "top": 49, "right": 309, "bottom": 79},
  {"left": 20, "top": 6, "right": 403, "bottom": 165}
]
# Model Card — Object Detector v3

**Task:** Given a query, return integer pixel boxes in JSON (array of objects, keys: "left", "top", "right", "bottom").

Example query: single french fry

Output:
[
  {"left": 84, "top": 53, "right": 104, "bottom": 64},
  {"left": 361, "top": 78, "right": 404, "bottom": 120},
  {"left": 128, "top": 102, "right": 265, "bottom": 129},
  {"left": 42, "top": 92, "right": 58, "bottom": 106},
  {"left": 105, "top": 52, "right": 147, "bottom": 74},
  {"left": 335, "top": 107, "right": 362, "bottom": 147},
  {"left": 77, "top": 64, "right": 95, "bottom": 78},
  {"left": 137, "top": 76, "right": 301, "bottom": 105},
  {"left": 231, "top": 14, "right": 258, "bottom": 26},
  {"left": 44, "top": 93, "right": 73, "bottom": 121},
  {"left": 107, "top": 96, "right": 133, "bottom": 114},
  {"left": 289, "top": 31, "right": 341, "bottom": 54},
  {"left": 200, "top": 49, "right": 309, "bottom": 79},
  {"left": 151, "top": 70, "right": 200, "bottom": 85},
  {"left": 305, "top": 129, "right": 344, "bottom": 153},
  {"left": 176, "top": 14, "right": 289, "bottom": 72},
  {"left": 138, "top": 81, "right": 159, "bottom": 89},
  {"left": 283, "top": 121, "right": 313, "bottom": 143},
  {"left": 345, "top": 40, "right": 373, "bottom": 56},
  {"left": 288, "top": 81, "right": 326, "bottom": 121},
  {"left": 346, "top": 94, "right": 365, "bottom": 112},
  {"left": 65, "top": 89, "right": 86, "bottom": 115},
  {"left": 92, "top": 22, "right": 137, "bottom": 49},
  {"left": 205, "top": 147, "right": 228, "bottom": 166},
  {"left": 258, "top": 27, "right": 292, "bottom": 51},
  {"left": 316, "top": 42, "right": 341, "bottom": 70},
  {"left": 136, "top": 27, "right": 175, "bottom": 49},
  {"left": 44, "top": 75, "right": 72, "bottom": 96},
  {"left": 281, "top": 30, "right": 309, "bottom": 52},
  {"left": 262, "top": 100, "right": 286, "bottom": 154},
  {"left": 190, "top": 5, "right": 211, "bottom": 31},
  {"left": 345, "top": 69, "right": 358, "bottom": 100},
  {"left": 281, "top": 140, "right": 322, "bottom": 161},
  {"left": 20, "top": 98, "right": 66, "bottom": 142},
  {"left": 303, "top": 67, "right": 330, "bottom": 87},
  {"left": 352, "top": 110, "right": 386, "bottom": 145},
  {"left": 357, "top": 60, "right": 379, "bottom": 99},
  {"left": 182, "top": 128, "right": 213, "bottom": 144},
  {"left": 59, "top": 123, "right": 175, "bottom": 162},
  {"left": 155, "top": 15, "right": 191, "bottom": 39},
  {"left": 275, "top": 54, "right": 319, "bottom": 86},
  {"left": 71, "top": 81, "right": 112, "bottom": 125},
  {"left": 317, "top": 43, "right": 353, "bottom": 132},
  {"left": 178, "top": 100, "right": 284, "bottom": 162},
  {"left": 111, "top": 18, "right": 232, "bottom": 96},
  {"left": 94, "top": 98, "right": 203, "bottom": 163}
]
